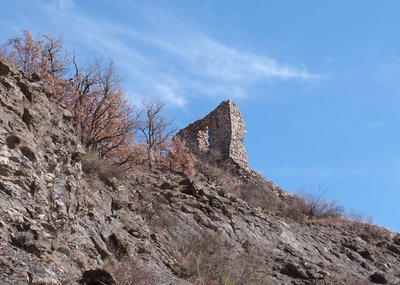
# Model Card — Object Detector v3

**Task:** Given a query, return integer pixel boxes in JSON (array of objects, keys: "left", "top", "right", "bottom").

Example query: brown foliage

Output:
[
  {"left": 1, "top": 30, "right": 69, "bottom": 96},
  {"left": 69, "top": 60, "right": 138, "bottom": 168},
  {"left": 2, "top": 31, "right": 139, "bottom": 170},
  {"left": 168, "top": 136, "right": 195, "bottom": 176},
  {"left": 1, "top": 30, "right": 47, "bottom": 75}
]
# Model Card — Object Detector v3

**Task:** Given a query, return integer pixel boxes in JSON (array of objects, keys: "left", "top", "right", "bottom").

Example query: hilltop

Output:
[{"left": 1, "top": 59, "right": 400, "bottom": 285}]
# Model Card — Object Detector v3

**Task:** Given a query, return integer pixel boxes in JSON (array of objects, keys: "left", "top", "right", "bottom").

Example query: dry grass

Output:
[
  {"left": 106, "top": 255, "right": 157, "bottom": 285},
  {"left": 195, "top": 159, "right": 379, "bottom": 238},
  {"left": 81, "top": 151, "right": 124, "bottom": 181},
  {"left": 239, "top": 182, "right": 282, "bottom": 212},
  {"left": 178, "top": 231, "right": 226, "bottom": 280},
  {"left": 174, "top": 230, "right": 273, "bottom": 285},
  {"left": 280, "top": 189, "right": 345, "bottom": 222}
]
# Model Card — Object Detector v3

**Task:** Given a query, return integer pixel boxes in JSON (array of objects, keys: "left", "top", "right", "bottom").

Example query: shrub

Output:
[
  {"left": 175, "top": 230, "right": 273, "bottom": 285},
  {"left": 106, "top": 255, "right": 157, "bottom": 285},
  {"left": 297, "top": 188, "right": 344, "bottom": 219},
  {"left": 235, "top": 184, "right": 347, "bottom": 223},
  {"left": 81, "top": 151, "right": 102, "bottom": 174},
  {"left": 173, "top": 230, "right": 228, "bottom": 283},
  {"left": 239, "top": 182, "right": 282, "bottom": 212},
  {"left": 281, "top": 189, "right": 344, "bottom": 221},
  {"left": 194, "top": 155, "right": 236, "bottom": 187},
  {"left": 13, "top": 231, "right": 35, "bottom": 248},
  {"left": 347, "top": 221, "right": 389, "bottom": 242},
  {"left": 168, "top": 136, "right": 195, "bottom": 176},
  {"left": 81, "top": 151, "right": 123, "bottom": 181}
]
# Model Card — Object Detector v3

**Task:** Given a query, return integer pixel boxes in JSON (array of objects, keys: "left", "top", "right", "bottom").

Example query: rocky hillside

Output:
[{"left": 1, "top": 59, "right": 400, "bottom": 285}]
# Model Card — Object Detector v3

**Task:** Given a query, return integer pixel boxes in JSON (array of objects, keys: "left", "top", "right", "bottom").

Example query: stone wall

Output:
[{"left": 177, "top": 100, "right": 248, "bottom": 168}]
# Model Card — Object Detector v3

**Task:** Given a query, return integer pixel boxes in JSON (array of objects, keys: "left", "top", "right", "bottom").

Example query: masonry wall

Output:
[{"left": 177, "top": 100, "right": 248, "bottom": 168}]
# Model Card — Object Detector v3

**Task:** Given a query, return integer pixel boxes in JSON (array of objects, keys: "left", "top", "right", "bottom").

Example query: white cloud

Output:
[
  {"left": 154, "top": 83, "right": 187, "bottom": 108},
  {"left": 146, "top": 34, "right": 317, "bottom": 81},
  {"left": 14, "top": 0, "right": 319, "bottom": 107}
]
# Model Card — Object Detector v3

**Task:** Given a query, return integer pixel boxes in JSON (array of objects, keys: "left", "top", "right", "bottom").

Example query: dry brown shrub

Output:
[
  {"left": 194, "top": 154, "right": 237, "bottom": 188},
  {"left": 81, "top": 151, "right": 124, "bottom": 181},
  {"left": 1, "top": 31, "right": 69, "bottom": 97},
  {"left": 346, "top": 221, "right": 390, "bottom": 242},
  {"left": 175, "top": 230, "right": 273, "bottom": 285},
  {"left": 175, "top": 230, "right": 227, "bottom": 282},
  {"left": 295, "top": 189, "right": 344, "bottom": 219},
  {"left": 239, "top": 182, "right": 282, "bottom": 212},
  {"left": 106, "top": 255, "right": 157, "bottom": 285},
  {"left": 278, "top": 189, "right": 345, "bottom": 222},
  {"left": 168, "top": 136, "right": 196, "bottom": 176},
  {"left": 12, "top": 231, "right": 35, "bottom": 248}
]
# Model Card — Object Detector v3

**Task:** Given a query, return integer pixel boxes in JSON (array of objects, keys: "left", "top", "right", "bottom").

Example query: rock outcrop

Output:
[
  {"left": 0, "top": 59, "right": 189, "bottom": 284},
  {"left": 1, "top": 59, "right": 400, "bottom": 285}
]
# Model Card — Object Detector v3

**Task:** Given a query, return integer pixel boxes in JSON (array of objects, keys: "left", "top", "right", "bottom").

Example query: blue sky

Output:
[{"left": 1, "top": 0, "right": 400, "bottom": 232}]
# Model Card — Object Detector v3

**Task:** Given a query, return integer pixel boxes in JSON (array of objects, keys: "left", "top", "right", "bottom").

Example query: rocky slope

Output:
[{"left": 1, "top": 59, "right": 400, "bottom": 285}]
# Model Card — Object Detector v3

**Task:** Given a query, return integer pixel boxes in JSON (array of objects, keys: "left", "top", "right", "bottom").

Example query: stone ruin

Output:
[{"left": 177, "top": 100, "right": 248, "bottom": 168}]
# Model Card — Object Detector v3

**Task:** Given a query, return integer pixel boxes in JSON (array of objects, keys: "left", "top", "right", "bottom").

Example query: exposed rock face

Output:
[
  {"left": 177, "top": 100, "right": 248, "bottom": 168},
  {"left": 1, "top": 59, "right": 400, "bottom": 285},
  {"left": 0, "top": 59, "right": 190, "bottom": 284},
  {"left": 0, "top": 59, "right": 84, "bottom": 230}
]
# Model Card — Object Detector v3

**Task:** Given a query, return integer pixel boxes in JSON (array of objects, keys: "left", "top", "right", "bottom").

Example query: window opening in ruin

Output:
[
  {"left": 198, "top": 126, "right": 210, "bottom": 151},
  {"left": 205, "top": 127, "right": 210, "bottom": 147}
]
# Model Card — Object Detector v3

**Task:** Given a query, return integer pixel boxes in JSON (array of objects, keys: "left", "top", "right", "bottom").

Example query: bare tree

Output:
[
  {"left": 72, "top": 60, "right": 139, "bottom": 165},
  {"left": 2, "top": 31, "right": 141, "bottom": 170},
  {"left": 40, "top": 34, "right": 69, "bottom": 78},
  {"left": 137, "top": 98, "right": 175, "bottom": 168}
]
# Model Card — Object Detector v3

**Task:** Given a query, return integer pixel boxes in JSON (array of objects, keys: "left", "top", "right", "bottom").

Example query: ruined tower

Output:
[{"left": 177, "top": 100, "right": 248, "bottom": 168}]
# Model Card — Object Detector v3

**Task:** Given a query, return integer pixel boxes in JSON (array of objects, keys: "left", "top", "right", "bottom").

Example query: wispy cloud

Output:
[
  {"left": 7, "top": 0, "right": 319, "bottom": 107},
  {"left": 145, "top": 34, "right": 317, "bottom": 81}
]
